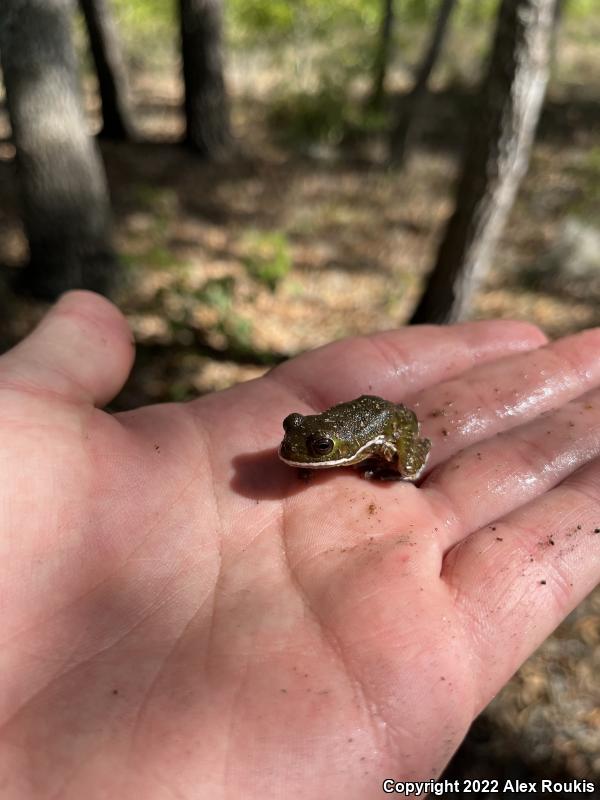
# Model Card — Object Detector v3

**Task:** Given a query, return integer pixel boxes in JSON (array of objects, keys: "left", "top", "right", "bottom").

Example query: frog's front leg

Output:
[{"left": 361, "top": 463, "right": 405, "bottom": 481}]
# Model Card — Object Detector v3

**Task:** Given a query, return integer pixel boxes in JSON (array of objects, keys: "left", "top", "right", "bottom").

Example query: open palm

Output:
[{"left": 2, "top": 292, "right": 600, "bottom": 799}]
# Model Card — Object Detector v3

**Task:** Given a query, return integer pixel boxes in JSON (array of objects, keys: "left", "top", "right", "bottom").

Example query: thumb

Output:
[{"left": 1, "top": 291, "right": 135, "bottom": 407}]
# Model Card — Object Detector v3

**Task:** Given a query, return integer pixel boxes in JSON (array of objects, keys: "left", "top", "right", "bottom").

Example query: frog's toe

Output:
[
  {"left": 359, "top": 463, "right": 404, "bottom": 481},
  {"left": 380, "top": 441, "right": 398, "bottom": 463}
]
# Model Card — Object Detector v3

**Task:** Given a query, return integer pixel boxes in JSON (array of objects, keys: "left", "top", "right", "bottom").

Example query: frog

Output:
[{"left": 278, "top": 395, "right": 431, "bottom": 481}]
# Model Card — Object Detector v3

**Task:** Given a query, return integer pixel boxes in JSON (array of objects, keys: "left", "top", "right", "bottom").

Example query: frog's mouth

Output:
[{"left": 278, "top": 436, "right": 386, "bottom": 468}]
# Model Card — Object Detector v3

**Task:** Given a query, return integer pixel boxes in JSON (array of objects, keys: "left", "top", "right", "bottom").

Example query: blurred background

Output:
[{"left": 0, "top": 0, "right": 599, "bottom": 788}]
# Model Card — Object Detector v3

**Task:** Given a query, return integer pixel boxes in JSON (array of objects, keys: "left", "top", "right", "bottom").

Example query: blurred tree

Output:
[
  {"left": 0, "top": 0, "right": 118, "bottom": 299},
  {"left": 390, "top": 0, "right": 458, "bottom": 165},
  {"left": 368, "top": 0, "right": 395, "bottom": 109},
  {"left": 410, "top": 0, "right": 557, "bottom": 324},
  {"left": 550, "top": 0, "right": 565, "bottom": 66},
  {"left": 180, "top": 0, "right": 231, "bottom": 158},
  {"left": 79, "top": 0, "right": 135, "bottom": 139}
]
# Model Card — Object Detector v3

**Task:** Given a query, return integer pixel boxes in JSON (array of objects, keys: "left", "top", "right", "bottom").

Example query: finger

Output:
[
  {"left": 441, "top": 457, "right": 600, "bottom": 711},
  {"left": 0, "top": 291, "right": 134, "bottom": 407},
  {"left": 269, "top": 320, "right": 546, "bottom": 410},
  {"left": 424, "top": 390, "right": 600, "bottom": 550},
  {"left": 414, "top": 328, "right": 600, "bottom": 470}
]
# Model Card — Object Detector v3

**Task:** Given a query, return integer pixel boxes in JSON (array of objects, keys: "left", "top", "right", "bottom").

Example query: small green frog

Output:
[{"left": 278, "top": 395, "right": 431, "bottom": 480}]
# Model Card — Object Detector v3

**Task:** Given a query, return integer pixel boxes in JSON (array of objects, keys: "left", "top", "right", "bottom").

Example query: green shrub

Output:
[
  {"left": 194, "top": 277, "right": 255, "bottom": 354},
  {"left": 195, "top": 276, "right": 236, "bottom": 311},
  {"left": 241, "top": 230, "right": 293, "bottom": 291},
  {"left": 269, "top": 84, "right": 349, "bottom": 146}
]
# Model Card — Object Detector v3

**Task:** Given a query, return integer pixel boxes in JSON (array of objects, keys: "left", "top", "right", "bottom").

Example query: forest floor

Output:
[
  {"left": 1, "top": 24, "right": 599, "bottom": 407},
  {"left": 0, "top": 14, "right": 599, "bottom": 787}
]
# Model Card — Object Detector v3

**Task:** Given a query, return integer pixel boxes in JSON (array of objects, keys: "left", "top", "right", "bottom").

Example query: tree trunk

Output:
[
  {"left": 0, "top": 0, "right": 118, "bottom": 299},
  {"left": 179, "top": 0, "right": 231, "bottom": 159},
  {"left": 78, "top": 0, "right": 135, "bottom": 140},
  {"left": 368, "top": 0, "right": 395, "bottom": 109},
  {"left": 390, "top": 0, "right": 457, "bottom": 165},
  {"left": 410, "top": 0, "right": 557, "bottom": 324},
  {"left": 549, "top": 0, "right": 565, "bottom": 68}
]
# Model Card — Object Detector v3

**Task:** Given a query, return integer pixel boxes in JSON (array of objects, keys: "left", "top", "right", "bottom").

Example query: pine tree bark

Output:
[
  {"left": 0, "top": 0, "right": 118, "bottom": 299},
  {"left": 410, "top": 0, "right": 557, "bottom": 324},
  {"left": 78, "top": 0, "right": 135, "bottom": 140},
  {"left": 368, "top": 0, "right": 395, "bottom": 109},
  {"left": 179, "top": 0, "right": 231, "bottom": 159},
  {"left": 390, "top": 0, "right": 457, "bottom": 166}
]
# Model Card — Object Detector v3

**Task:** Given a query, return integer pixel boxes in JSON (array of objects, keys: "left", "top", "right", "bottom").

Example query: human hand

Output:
[{"left": 1, "top": 292, "right": 599, "bottom": 798}]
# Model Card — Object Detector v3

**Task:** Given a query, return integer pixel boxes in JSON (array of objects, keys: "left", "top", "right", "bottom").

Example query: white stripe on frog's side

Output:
[{"left": 278, "top": 435, "right": 387, "bottom": 468}]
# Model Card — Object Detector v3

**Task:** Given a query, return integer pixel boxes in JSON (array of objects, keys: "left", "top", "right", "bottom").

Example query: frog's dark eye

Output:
[
  {"left": 283, "top": 413, "right": 304, "bottom": 431},
  {"left": 308, "top": 435, "right": 334, "bottom": 456}
]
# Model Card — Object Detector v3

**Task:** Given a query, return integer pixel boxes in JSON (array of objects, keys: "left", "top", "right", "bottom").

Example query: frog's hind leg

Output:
[
  {"left": 398, "top": 437, "right": 432, "bottom": 480},
  {"left": 380, "top": 441, "right": 397, "bottom": 463}
]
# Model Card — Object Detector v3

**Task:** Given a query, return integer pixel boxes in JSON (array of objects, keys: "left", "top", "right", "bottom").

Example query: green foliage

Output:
[
  {"left": 106, "top": 0, "right": 597, "bottom": 55},
  {"left": 229, "top": 1, "right": 295, "bottom": 39},
  {"left": 268, "top": 80, "right": 392, "bottom": 147},
  {"left": 111, "top": 0, "right": 175, "bottom": 35},
  {"left": 268, "top": 84, "right": 349, "bottom": 146},
  {"left": 241, "top": 230, "right": 293, "bottom": 291},
  {"left": 121, "top": 231, "right": 187, "bottom": 272},
  {"left": 194, "top": 277, "right": 254, "bottom": 355},
  {"left": 195, "top": 276, "right": 236, "bottom": 312},
  {"left": 566, "top": 0, "right": 600, "bottom": 15},
  {"left": 220, "top": 314, "right": 254, "bottom": 353},
  {"left": 453, "top": 0, "right": 499, "bottom": 25},
  {"left": 167, "top": 383, "right": 196, "bottom": 403},
  {"left": 565, "top": 146, "right": 600, "bottom": 220},
  {"left": 582, "top": 145, "right": 600, "bottom": 179},
  {"left": 227, "top": 0, "right": 380, "bottom": 44},
  {"left": 110, "top": 0, "right": 176, "bottom": 61},
  {"left": 224, "top": 0, "right": 515, "bottom": 46},
  {"left": 127, "top": 246, "right": 185, "bottom": 270},
  {"left": 120, "top": 185, "right": 183, "bottom": 272},
  {"left": 402, "top": 0, "right": 460, "bottom": 23}
]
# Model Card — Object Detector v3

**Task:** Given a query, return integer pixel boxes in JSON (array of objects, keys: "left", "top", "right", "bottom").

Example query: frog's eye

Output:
[
  {"left": 283, "top": 413, "right": 304, "bottom": 431},
  {"left": 308, "top": 435, "right": 334, "bottom": 456}
]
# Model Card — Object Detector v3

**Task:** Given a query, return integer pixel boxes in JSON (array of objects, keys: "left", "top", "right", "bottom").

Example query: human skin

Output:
[{"left": 0, "top": 291, "right": 599, "bottom": 799}]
